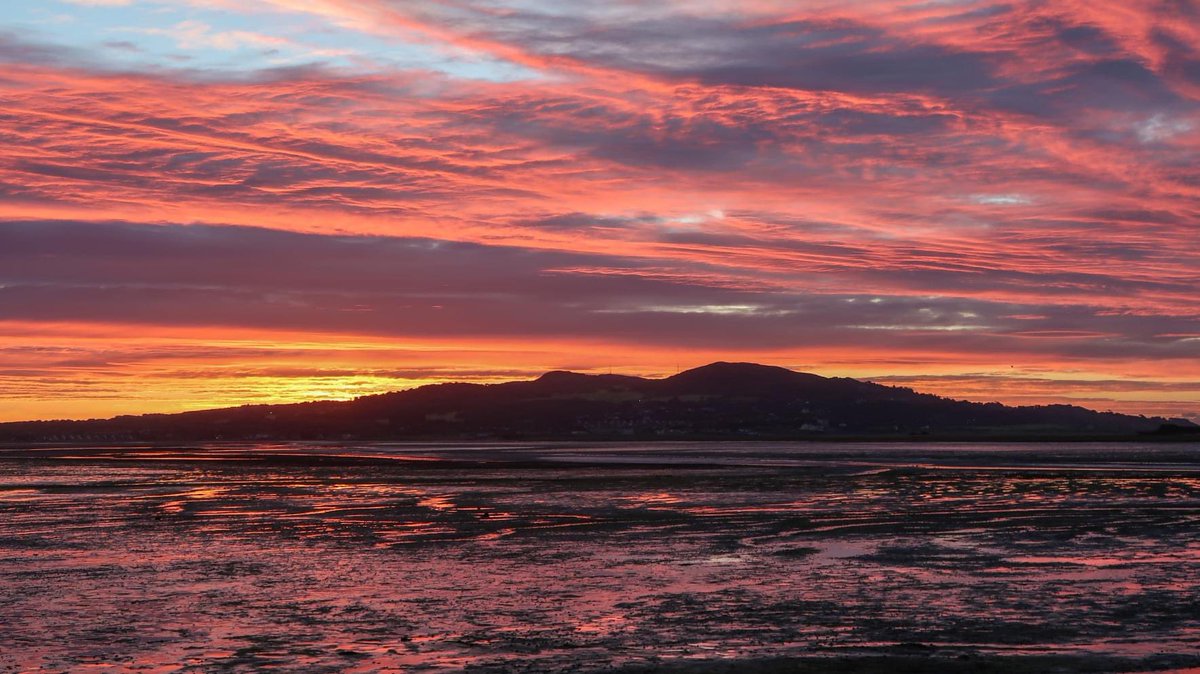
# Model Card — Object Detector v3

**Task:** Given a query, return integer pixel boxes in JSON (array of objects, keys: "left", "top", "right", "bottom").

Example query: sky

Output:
[{"left": 0, "top": 0, "right": 1198, "bottom": 423}]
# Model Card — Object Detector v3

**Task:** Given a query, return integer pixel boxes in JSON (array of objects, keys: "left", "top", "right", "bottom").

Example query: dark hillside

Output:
[{"left": 0, "top": 362, "right": 1192, "bottom": 442}]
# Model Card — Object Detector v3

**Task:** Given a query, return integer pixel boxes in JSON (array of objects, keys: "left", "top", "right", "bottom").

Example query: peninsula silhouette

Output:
[{"left": 2, "top": 362, "right": 1194, "bottom": 443}]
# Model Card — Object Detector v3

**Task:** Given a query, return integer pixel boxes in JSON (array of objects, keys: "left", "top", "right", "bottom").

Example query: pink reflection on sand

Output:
[{"left": 3, "top": 442, "right": 1200, "bottom": 671}]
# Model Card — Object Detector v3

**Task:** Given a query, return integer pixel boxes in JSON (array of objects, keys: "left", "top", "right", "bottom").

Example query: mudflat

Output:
[{"left": 2, "top": 441, "right": 1198, "bottom": 673}]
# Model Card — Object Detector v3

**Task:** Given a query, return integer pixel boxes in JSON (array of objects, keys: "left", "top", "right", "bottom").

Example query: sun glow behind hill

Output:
[{"left": 2, "top": 322, "right": 1196, "bottom": 423}]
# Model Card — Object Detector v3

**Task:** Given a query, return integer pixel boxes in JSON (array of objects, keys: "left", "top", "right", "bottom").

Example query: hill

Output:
[{"left": 0, "top": 362, "right": 1193, "bottom": 442}]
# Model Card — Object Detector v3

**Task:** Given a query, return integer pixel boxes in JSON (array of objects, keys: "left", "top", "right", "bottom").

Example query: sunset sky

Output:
[{"left": 1, "top": 0, "right": 1198, "bottom": 422}]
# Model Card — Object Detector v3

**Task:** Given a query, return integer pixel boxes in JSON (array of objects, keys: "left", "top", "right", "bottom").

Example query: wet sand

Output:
[{"left": 1, "top": 441, "right": 1199, "bottom": 673}]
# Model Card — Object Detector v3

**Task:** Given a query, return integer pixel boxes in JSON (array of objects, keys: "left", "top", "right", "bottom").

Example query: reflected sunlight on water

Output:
[{"left": 1, "top": 441, "right": 1198, "bottom": 672}]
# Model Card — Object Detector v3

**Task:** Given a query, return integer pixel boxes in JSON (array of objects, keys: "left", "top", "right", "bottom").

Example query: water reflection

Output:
[{"left": 1, "top": 441, "right": 1198, "bottom": 672}]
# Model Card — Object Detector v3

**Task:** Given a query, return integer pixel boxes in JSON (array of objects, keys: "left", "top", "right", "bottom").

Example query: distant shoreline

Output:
[
  {"left": 3, "top": 439, "right": 1198, "bottom": 474},
  {"left": 2, "top": 364, "right": 1194, "bottom": 444},
  {"left": 4, "top": 426, "right": 1198, "bottom": 446}
]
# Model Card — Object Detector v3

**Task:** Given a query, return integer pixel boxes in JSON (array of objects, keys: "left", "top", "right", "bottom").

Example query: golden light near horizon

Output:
[{"left": 2, "top": 320, "right": 1197, "bottom": 422}]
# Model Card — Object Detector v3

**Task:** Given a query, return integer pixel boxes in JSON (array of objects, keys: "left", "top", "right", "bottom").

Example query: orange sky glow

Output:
[{"left": 1, "top": 0, "right": 1197, "bottom": 422}]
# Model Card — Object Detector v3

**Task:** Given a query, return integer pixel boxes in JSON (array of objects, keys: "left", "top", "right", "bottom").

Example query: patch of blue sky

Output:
[{"left": 1, "top": 1, "right": 537, "bottom": 82}]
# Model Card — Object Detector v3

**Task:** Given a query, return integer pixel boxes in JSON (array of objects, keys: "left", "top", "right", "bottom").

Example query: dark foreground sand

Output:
[
  {"left": 1, "top": 441, "right": 1198, "bottom": 672},
  {"left": 608, "top": 653, "right": 1200, "bottom": 673}
]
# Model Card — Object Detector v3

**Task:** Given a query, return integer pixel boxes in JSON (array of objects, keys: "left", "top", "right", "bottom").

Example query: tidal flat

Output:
[{"left": 2, "top": 441, "right": 1199, "bottom": 673}]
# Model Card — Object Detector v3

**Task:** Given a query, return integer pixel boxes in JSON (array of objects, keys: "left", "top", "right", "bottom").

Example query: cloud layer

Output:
[{"left": 0, "top": 1, "right": 1197, "bottom": 420}]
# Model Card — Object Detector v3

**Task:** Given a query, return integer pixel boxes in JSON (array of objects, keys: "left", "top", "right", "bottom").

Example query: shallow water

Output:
[{"left": 2, "top": 441, "right": 1199, "bottom": 672}]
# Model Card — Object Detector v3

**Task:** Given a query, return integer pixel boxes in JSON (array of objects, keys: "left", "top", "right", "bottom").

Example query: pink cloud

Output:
[{"left": 0, "top": 2, "right": 1197, "bottom": 419}]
